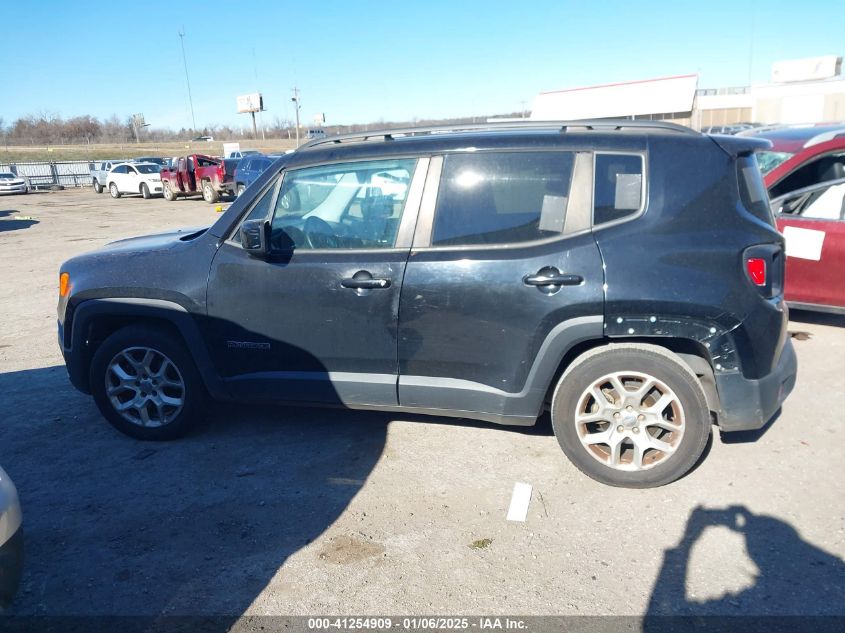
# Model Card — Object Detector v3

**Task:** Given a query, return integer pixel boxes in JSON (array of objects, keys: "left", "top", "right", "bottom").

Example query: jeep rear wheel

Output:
[
  {"left": 551, "top": 344, "right": 711, "bottom": 488},
  {"left": 90, "top": 325, "right": 206, "bottom": 440},
  {"left": 202, "top": 181, "right": 219, "bottom": 204}
]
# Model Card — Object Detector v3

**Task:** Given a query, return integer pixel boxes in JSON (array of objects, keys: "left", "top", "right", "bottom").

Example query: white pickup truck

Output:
[{"left": 90, "top": 159, "right": 128, "bottom": 193}]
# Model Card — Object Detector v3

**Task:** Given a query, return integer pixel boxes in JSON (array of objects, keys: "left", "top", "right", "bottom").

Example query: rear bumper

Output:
[
  {"left": 0, "top": 527, "right": 23, "bottom": 608},
  {"left": 715, "top": 338, "right": 797, "bottom": 432}
]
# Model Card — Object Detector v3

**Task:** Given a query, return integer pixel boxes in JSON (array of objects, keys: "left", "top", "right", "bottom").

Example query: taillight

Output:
[
  {"left": 743, "top": 245, "right": 783, "bottom": 298},
  {"left": 746, "top": 258, "right": 766, "bottom": 286}
]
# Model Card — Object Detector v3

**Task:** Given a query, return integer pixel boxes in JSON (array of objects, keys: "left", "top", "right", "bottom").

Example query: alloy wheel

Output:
[
  {"left": 574, "top": 371, "right": 685, "bottom": 471},
  {"left": 105, "top": 346, "right": 185, "bottom": 428}
]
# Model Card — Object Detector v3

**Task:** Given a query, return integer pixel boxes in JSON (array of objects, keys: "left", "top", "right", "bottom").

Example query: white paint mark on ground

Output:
[{"left": 506, "top": 482, "right": 533, "bottom": 522}]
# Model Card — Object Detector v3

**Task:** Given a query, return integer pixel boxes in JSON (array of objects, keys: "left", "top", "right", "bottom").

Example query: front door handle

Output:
[
  {"left": 341, "top": 271, "right": 391, "bottom": 290},
  {"left": 523, "top": 271, "right": 583, "bottom": 287},
  {"left": 341, "top": 278, "right": 391, "bottom": 289}
]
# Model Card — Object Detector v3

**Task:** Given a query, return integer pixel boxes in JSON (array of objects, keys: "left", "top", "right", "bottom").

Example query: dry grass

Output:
[{"left": 0, "top": 139, "right": 300, "bottom": 163}]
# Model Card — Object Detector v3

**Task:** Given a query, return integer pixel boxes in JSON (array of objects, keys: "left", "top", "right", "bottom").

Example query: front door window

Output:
[{"left": 268, "top": 159, "right": 417, "bottom": 251}]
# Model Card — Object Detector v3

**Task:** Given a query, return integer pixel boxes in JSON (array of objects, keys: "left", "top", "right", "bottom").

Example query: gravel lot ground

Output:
[{"left": 0, "top": 189, "right": 843, "bottom": 620}]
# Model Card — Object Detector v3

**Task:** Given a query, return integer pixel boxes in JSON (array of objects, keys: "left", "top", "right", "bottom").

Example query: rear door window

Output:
[
  {"left": 431, "top": 151, "right": 575, "bottom": 247},
  {"left": 593, "top": 154, "right": 644, "bottom": 226}
]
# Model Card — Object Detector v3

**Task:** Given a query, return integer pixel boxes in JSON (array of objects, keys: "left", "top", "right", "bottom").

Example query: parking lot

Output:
[{"left": 0, "top": 188, "right": 843, "bottom": 619}]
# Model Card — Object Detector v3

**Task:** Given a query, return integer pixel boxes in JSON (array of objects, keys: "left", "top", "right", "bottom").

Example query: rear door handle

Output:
[
  {"left": 341, "top": 277, "right": 391, "bottom": 290},
  {"left": 523, "top": 272, "right": 583, "bottom": 286}
]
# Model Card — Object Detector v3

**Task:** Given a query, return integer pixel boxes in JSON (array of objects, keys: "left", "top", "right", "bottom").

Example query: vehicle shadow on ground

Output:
[
  {"left": 0, "top": 210, "right": 38, "bottom": 232},
  {"left": 789, "top": 308, "right": 845, "bottom": 328},
  {"left": 0, "top": 363, "right": 389, "bottom": 624},
  {"left": 644, "top": 505, "right": 845, "bottom": 625},
  {"left": 0, "top": 363, "right": 549, "bottom": 624}
]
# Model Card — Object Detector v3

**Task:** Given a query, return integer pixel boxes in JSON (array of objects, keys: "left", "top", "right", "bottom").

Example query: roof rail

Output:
[{"left": 299, "top": 119, "right": 699, "bottom": 150}]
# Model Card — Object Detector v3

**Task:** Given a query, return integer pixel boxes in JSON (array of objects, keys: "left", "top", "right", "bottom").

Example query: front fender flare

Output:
[{"left": 65, "top": 298, "right": 229, "bottom": 399}]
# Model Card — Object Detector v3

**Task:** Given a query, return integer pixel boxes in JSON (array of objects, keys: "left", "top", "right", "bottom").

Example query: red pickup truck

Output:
[{"left": 160, "top": 154, "right": 238, "bottom": 203}]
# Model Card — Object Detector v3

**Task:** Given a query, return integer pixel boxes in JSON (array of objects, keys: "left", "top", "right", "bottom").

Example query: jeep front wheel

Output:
[
  {"left": 551, "top": 343, "right": 711, "bottom": 488},
  {"left": 90, "top": 325, "right": 205, "bottom": 440}
]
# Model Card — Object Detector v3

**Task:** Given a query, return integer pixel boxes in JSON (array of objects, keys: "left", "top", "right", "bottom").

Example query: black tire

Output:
[
  {"left": 163, "top": 182, "right": 177, "bottom": 201},
  {"left": 202, "top": 180, "right": 219, "bottom": 204},
  {"left": 93, "top": 180, "right": 103, "bottom": 194},
  {"left": 141, "top": 183, "right": 151, "bottom": 199},
  {"left": 550, "top": 343, "right": 711, "bottom": 488},
  {"left": 89, "top": 324, "right": 206, "bottom": 440},
  {"left": 109, "top": 182, "right": 121, "bottom": 198}
]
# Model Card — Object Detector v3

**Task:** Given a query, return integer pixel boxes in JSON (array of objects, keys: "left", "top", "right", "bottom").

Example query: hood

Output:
[{"left": 102, "top": 226, "right": 209, "bottom": 252}]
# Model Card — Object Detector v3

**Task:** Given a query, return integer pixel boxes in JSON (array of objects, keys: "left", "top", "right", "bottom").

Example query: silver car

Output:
[
  {"left": 0, "top": 466, "right": 23, "bottom": 608},
  {"left": 0, "top": 172, "right": 27, "bottom": 195}
]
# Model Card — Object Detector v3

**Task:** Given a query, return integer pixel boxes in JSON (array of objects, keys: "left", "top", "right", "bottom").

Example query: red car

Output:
[{"left": 747, "top": 124, "right": 845, "bottom": 312}]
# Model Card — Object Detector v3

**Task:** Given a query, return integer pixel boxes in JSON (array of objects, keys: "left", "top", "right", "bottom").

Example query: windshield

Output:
[
  {"left": 136, "top": 164, "right": 160, "bottom": 174},
  {"left": 757, "top": 151, "right": 794, "bottom": 175},
  {"left": 0, "top": 172, "right": 16, "bottom": 178}
]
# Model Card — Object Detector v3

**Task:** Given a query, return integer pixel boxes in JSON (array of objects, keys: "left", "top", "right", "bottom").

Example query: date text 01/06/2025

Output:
[{"left": 307, "top": 617, "right": 528, "bottom": 630}]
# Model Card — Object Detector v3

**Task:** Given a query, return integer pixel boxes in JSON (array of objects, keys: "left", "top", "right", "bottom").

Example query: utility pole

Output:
[
  {"left": 250, "top": 111, "right": 258, "bottom": 140},
  {"left": 178, "top": 28, "right": 197, "bottom": 132},
  {"left": 291, "top": 87, "right": 301, "bottom": 147},
  {"left": 252, "top": 48, "right": 265, "bottom": 141}
]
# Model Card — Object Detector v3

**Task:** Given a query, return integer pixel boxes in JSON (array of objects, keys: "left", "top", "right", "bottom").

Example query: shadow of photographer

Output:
[{"left": 646, "top": 505, "right": 844, "bottom": 623}]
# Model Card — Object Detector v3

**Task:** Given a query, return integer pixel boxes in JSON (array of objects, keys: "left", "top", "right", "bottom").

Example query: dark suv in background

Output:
[{"left": 57, "top": 121, "right": 796, "bottom": 488}]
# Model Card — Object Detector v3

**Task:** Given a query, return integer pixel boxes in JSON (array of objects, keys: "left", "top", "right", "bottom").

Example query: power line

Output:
[{"left": 178, "top": 28, "right": 197, "bottom": 131}]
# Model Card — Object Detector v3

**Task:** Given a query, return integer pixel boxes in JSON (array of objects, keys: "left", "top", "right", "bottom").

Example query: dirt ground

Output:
[{"left": 0, "top": 188, "right": 843, "bottom": 620}]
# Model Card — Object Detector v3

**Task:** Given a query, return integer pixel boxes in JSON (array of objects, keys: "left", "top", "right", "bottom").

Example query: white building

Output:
[
  {"left": 528, "top": 56, "right": 845, "bottom": 130},
  {"left": 698, "top": 56, "right": 845, "bottom": 126},
  {"left": 531, "top": 74, "right": 698, "bottom": 123}
]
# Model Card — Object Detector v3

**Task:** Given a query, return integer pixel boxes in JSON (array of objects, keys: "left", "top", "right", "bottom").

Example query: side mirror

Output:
[{"left": 240, "top": 219, "right": 269, "bottom": 258}]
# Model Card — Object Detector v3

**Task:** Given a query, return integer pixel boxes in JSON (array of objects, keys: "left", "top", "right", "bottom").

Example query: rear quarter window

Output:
[
  {"left": 737, "top": 154, "right": 775, "bottom": 225},
  {"left": 593, "top": 154, "right": 644, "bottom": 226}
]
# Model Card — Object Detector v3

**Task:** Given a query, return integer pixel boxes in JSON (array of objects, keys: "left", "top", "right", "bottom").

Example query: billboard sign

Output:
[{"left": 237, "top": 93, "right": 264, "bottom": 113}]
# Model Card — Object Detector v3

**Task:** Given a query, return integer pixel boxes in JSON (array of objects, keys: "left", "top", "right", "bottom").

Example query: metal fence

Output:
[{"left": 0, "top": 160, "right": 94, "bottom": 189}]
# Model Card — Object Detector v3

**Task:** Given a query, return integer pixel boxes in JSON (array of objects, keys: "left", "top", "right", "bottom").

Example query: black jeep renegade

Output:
[{"left": 58, "top": 121, "right": 797, "bottom": 487}]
